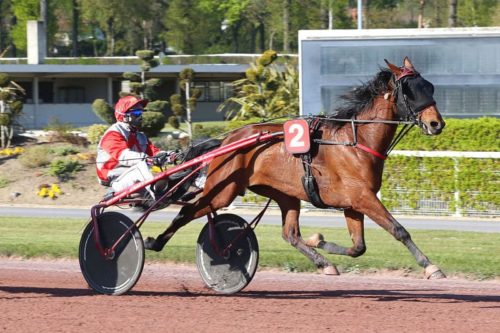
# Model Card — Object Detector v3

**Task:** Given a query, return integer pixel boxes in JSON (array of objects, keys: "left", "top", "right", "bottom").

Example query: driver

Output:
[{"left": 96, "top": 95, "right": 178, "bottom": 198}]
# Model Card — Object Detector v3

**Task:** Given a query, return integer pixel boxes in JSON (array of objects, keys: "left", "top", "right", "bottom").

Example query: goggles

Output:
[{"left": 127, "top": 109, "right": 143, "bottom": 117}]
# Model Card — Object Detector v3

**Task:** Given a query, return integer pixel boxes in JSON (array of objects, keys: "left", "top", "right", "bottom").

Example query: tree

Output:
[
  {"left": 218, "top": 50, "right": 299, "bottom": 120},
  {"left": 164, "top": 0, "right": 224, "bottom": 54},
  {"left": 79, "top": 0, "right": 152, "bottom": 56},
  {"left": 0, "top": 73, "right": 24, "bottom": 148},
  {"left": 10, "top": 0, "right": 39, "bottom": 55},
  {"left": 92, "top": 50, "right": 168, "bottom": 137},
  {"left": 457, "top": 0, "right": 499, "bottom": 26},
  {"left": 71, "top": 0, "right": 79, "bottom": 56},
  {"left": 169, "top": 68, "right": 201, "bottom": 139},
  {"left": 0, "top": 0, "right": 16, "bottom": 57},
  {"left": 449, "top": 0, "right": 457, "bottom": 27}
]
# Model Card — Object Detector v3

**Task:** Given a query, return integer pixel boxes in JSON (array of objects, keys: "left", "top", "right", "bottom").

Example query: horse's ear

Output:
[
  {"left": 403, "top": 57, "right": 416, "bottom": 71},
  {"left": 385, "top": 59, "right": 402, "bottom": 76}
]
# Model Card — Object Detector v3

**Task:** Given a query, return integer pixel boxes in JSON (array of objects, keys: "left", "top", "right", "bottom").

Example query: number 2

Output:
[
  {"left": 284, "top": 119, "right": 310, "bottom": 154},
  {"left": 288, "top": 123, "right": 305, "bottom": 147}
]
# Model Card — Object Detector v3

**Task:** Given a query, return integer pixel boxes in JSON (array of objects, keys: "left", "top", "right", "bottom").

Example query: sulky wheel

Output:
[
  {"left": 79, "top": 212, "right": 144, "bottom": 295},
  {"left": 196, "top": 214, "right": 259, "bottom": 294}
]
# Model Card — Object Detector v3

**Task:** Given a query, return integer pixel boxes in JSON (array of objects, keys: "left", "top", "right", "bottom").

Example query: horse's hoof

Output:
[
  {"left": 144, "top": 237, "right": 161, "bottom": 252},
  {"left": 425, "top": 265, "right": 446, "bottom": 279},
  {"left": 322, "top": 265, "right": 339, "bottom": 275},
  {"left": 306, "top": 233, "right": 324, "bottom": 248}
]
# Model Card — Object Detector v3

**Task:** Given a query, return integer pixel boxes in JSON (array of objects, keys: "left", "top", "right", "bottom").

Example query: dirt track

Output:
[{"left": 0, "top": 258, "right": 499, "bottom": 333}]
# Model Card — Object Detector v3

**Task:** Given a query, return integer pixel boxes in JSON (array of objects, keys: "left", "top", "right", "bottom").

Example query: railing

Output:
[
  {"left": 384, "top": 151, "right": 499, "bottom": 218},
  {"left": 235, "top": 150, "right": 499, "bottom": 218}
]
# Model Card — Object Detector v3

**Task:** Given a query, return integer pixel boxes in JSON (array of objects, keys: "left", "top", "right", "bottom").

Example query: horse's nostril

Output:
[{"left": 430, "top": 121, "right": 440, "bottom": 129}]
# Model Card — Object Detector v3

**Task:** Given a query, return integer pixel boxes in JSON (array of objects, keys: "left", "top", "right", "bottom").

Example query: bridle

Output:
[{"left": 309, "top": 67, "right": 437, "bottom": 160}]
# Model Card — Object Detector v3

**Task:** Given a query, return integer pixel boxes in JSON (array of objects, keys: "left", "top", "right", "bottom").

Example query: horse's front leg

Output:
[
  {"left": 306, "top": 209, "right": 367, "bottom": 258},
  {"left": 355, "top": 191, "right": 446, "bottom": 279},
  {"left": 279, "top": 198, "right": 339, "bottom": 275}
]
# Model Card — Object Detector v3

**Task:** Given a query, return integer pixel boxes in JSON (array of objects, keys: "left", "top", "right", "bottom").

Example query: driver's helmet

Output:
[{"left": 114, "top": 96, "right": 148, "bottom": 122}]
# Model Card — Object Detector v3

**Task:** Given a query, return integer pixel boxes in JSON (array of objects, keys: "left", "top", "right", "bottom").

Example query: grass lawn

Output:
[{"left": 0, "top": 216, "right": 498, "bottom": 280}]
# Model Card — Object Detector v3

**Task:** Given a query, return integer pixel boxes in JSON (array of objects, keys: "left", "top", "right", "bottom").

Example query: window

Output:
[
  {"left": 39, "top": 82, "right": 54, "bottom": 103},
  {"left": 58, "top": 86, "right": 85, "bottom": 103},
  {"left": 192, "top": 82, "right": 234, "bottom": 102},
  {"left": 301, "top": 32, "right": 500, "bottom": 117}
]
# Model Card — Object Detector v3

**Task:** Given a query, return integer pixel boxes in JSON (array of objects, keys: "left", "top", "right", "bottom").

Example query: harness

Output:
[{"left": 298, "top": 69, "right": 434, "bottom": 208}]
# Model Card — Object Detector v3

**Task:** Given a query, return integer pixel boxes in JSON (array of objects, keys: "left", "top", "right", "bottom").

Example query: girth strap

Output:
[
  {"left": 300, "top": 153, "right": 329, "bottom": 208},
  {"left": 299, "top": 118, "right": 330, "bottom": 209}
]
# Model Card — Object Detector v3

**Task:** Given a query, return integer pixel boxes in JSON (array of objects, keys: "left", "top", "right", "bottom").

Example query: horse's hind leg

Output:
[
  {"left": 306, "top": 209, "right": 367, "bottom": 258},
  {"left": 144, "top": 182, "right": 241, "bottom": 252},
  {"left": 275, "top": 194, "right": 338, "bottom": 275},
  {"left": 356, "top": 191, "right": 445, "bottom": 279}
]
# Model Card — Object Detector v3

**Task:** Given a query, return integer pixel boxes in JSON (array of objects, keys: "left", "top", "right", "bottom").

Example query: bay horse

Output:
[{"left": 145, "top": 57, "right": 447, "bottom": 279}]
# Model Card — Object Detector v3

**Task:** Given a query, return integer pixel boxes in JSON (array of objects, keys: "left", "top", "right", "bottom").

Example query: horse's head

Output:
[{"left": 385, "top": 57, "right": 445, "bottom": 135}]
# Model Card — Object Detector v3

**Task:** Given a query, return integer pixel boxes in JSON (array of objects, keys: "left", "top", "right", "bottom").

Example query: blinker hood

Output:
[{"left": 396, "top": 74, "right": 436, "bottom": 120}]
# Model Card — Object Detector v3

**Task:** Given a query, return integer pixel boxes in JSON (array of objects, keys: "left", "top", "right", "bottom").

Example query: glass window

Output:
[
  {"left": 39, "top": 82, "right": 54, "bottom": 103},
  {"left": 191, "top": 82, "right": 234, "bottom": 102},
  {"left": 301, "top": 35, "right": 500, "bottom": 117},
  {"left": 58, "top": 86, "right": 85, "bottom": 103},
  {"left": 208, "top": 82, "right": 221, "bottom": 101},
  {"left": 193, "top": 82, "right": 207, "bottom": 101}
]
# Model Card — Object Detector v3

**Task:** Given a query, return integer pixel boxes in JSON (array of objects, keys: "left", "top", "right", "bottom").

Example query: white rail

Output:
[{"left": 392, "top": 150, "right": 500, "bottom": 159}]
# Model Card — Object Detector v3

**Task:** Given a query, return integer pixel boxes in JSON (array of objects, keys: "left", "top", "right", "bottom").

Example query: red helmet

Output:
[{"left": 114, "top": 96, "right": 148, "bottom": 122}]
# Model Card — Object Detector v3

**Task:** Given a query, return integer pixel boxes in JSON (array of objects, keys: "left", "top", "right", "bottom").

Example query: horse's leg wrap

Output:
[
  {"left": 425, "top": 264, "right": 446, "bottom": 279},
  {"left": 306, "top": 233, "right": 324, "bottom": 247},
  {"left": 284, "top": 229, "right": 337, "bottom": 275},
  {"left": 322, "top": 265, "right": 340, "bottom": 275},
  {"left": 307, "top": 234, "right": 366, "bottom": 257}
]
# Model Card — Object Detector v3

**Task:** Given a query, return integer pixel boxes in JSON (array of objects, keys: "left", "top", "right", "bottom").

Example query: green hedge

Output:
[
  {"left": 381, "top": 117, "right": 499, "bottom": 215},
  {"left": 381, "top": 156, "right": 498, "bottom": 215},
  {"left": 395, "top": 117, "right": 499, "bottom": 151},
  {"left": 216, "top": 117, "right": 498, "bottom": 216}
]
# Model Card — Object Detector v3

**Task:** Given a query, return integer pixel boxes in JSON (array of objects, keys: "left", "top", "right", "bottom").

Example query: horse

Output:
[{"left": 144, "top": 57, "right": 447, "bottom": 279}]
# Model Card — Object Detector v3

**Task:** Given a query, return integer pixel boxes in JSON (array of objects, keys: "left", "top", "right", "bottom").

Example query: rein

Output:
[{"left": 311, "top": 117, "right": 416, "bottom": 160}]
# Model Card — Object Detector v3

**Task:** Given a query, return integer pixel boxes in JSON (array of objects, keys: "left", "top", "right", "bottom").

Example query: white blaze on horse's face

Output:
[{"left": 419, "top": 104, "right": 445, "bottom": 135}]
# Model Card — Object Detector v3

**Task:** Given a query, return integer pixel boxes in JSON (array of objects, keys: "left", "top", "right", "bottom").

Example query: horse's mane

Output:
[{"left": 330, "top": 68, "right": 393, "bottom": 120}]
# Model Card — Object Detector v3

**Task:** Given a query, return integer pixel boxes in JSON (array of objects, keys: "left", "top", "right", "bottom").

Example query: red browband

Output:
[{"left": 396, "top": 67, "right": 416, "bottom": 81}]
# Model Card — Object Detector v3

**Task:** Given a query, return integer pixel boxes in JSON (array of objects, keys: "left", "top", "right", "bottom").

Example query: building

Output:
[
  {"left": 2, "top": 27, "right": 499, "bottom": 130},
  {"left": 0, "top": 21, "right": 257, "bottom": 129},
  {"left": 0, "top": 59, "right": 250, "bottom": 129},
  {"left": 299, "top": 27, "right": 500, "bottom": 117}
]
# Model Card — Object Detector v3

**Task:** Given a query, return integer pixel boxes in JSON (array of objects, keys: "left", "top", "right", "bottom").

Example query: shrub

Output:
[
  {"left": 397, "top": 117, "right": 499, "bottom": 151},
  {"left": 92, "top": 99, "right": 115, "bottom": 124},
  {"left": 146, "top": 100, "right": 168, "bottom": 113},
  {"left": 141, "top": 112, "right": 166, "bottom": 137},
  {"left": 168, "top": 115, "right": 180, "bottom": 129},
  {"left": 150, "top": 135, "right": 178, "bottom": 151},
  {"left": 136, "top": 50, "right": 155, "bottom": 61},
  {"left": 192, "top": 124, "right": 227, "bottom": 140},
  {"left": 19, "top": 146, "right": 52, "bottom": 168},
  {"left": 48, "top": 158, "right": 84, "bottom": 181},
  {"left": 122, "top": 72, "right": 141, "bottom": 82},
  {"left": 87, "top": 124, "right": 108, "bottom": 144},
  {"left": 49, "top": 146, "right": 80, "bottom": 156},
  {"left": 0, "top": 176, "right": 10, "bottom": 188},
  {"left": 0, "top": 73, "right": 10, "bottom": 87}
]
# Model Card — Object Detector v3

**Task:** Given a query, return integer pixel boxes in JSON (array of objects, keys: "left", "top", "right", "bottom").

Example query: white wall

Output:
[{"left": 19, "top": 104, "right": 105, "bottom": 129}]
